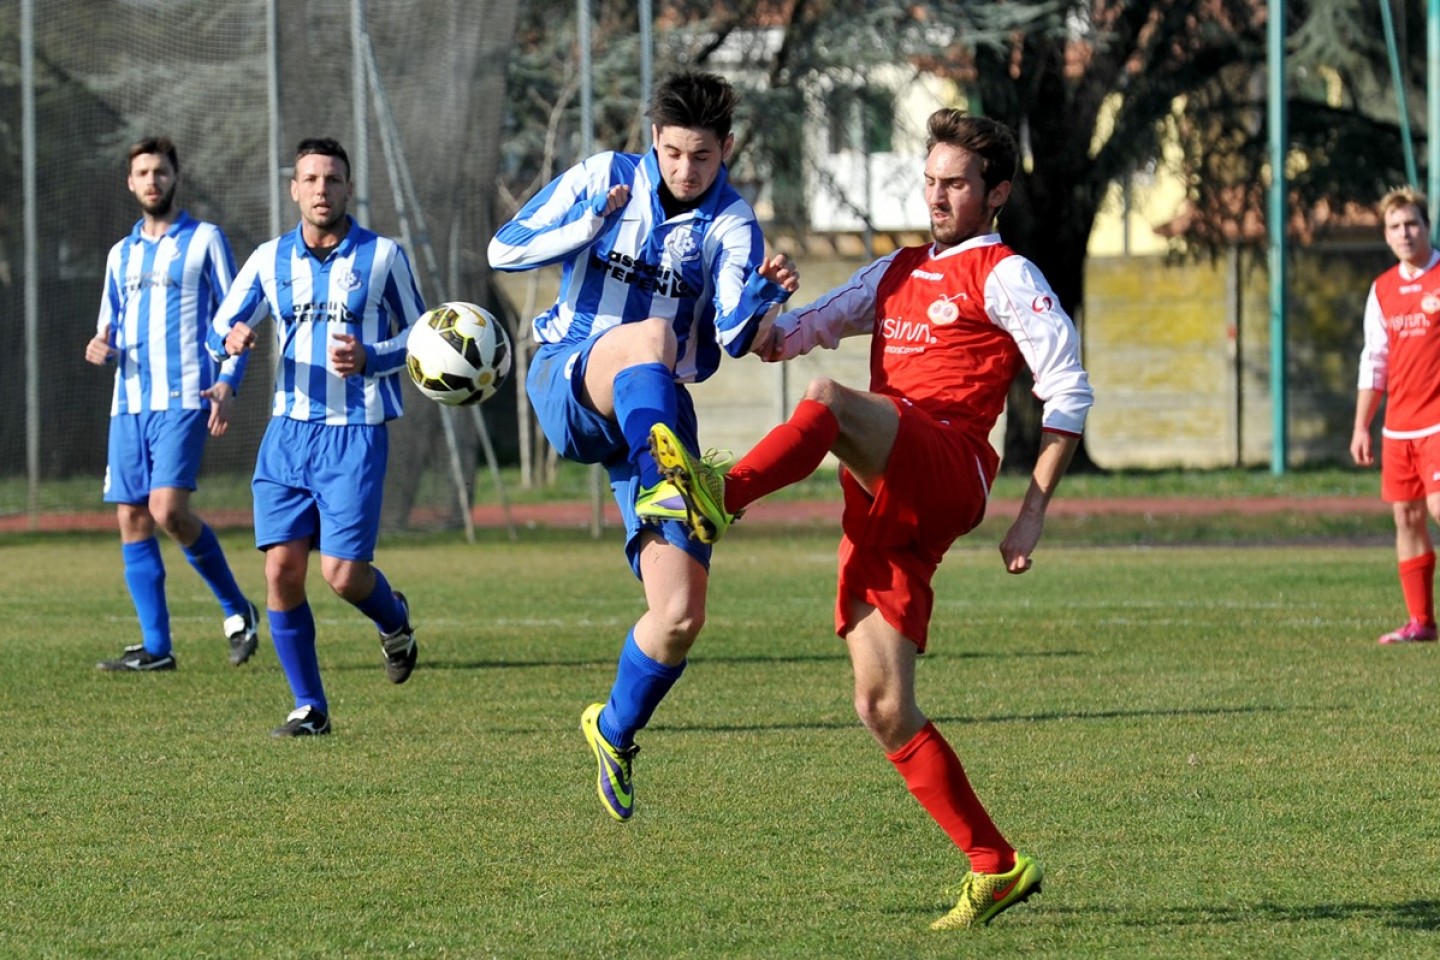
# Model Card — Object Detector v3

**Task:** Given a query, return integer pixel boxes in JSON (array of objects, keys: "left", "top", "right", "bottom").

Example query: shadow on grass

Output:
[
  {"left": 931, "top": 703, "right": 1319, "bottom": 727},
  {"left": 661, "top": 703, "right": 1312, "bottom": 736},
  {"left": 330, "top": 656, "right": 623, "bottom": 673},
  {"left": 354, "top": 648, "right": 1087, "bottom": 675},
  {"left": 1090, "top": 898, "right": 1440, "bottom": 932},
  {"left": 882, "top": 897, "right": 1440, "bottom": 931}
]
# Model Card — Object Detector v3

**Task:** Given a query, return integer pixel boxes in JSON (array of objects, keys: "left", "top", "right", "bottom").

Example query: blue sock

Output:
[
  {"left": 352, "top": 567, "right": 405, "bottom": 634},
  {"left": 612, "top": 362, "right": 677, "bottom": 489},
  {"left": 599, "top": 629, "right": 686, "bottom": 749},
  {"left": 181, "top": 523, "right": 247, "bottom": 617},
  {"left": 122, "top": 538, "right": 170, "bottom": 656},
  {"left": 269, "top": 603, "right": 326, "bottom": 714}
]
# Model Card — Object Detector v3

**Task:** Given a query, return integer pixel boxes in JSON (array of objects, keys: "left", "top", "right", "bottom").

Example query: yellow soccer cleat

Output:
[
  {"left": 634, "top": 478, "right": 691, "bottom": 525},
  {"left": 930, "top": 852, "right": 1044, "bottom": 930},
  {"left": 580, "top": 702, "right": 638, "bottom": 821},
  {"left": 646, "top": 423, "right": 736, "bottom": 544}
]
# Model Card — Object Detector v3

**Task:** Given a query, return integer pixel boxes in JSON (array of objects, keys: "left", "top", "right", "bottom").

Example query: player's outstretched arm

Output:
[
  {"left": 999, "top": 431, "right": 1079, "bottom": 575},
  {"left": 755, "top": 256, "right": 894, "bottom": 363}
]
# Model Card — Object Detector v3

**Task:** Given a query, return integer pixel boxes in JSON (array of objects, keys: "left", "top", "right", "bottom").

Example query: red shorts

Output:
[
  {"left": 834, "top": 400, "right": 998, "bottom": 651},
  {"left": 1381, "top": 433, "right": 1440, "bottom": 502}
]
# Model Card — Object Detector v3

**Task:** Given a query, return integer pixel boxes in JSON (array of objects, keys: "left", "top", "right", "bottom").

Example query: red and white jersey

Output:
[
  {"left": 771, "top": 234, "right": 1092, "bottom": 441},
  {"left": 1358, "top": 250, "right": 1440, "bottom": 438}
]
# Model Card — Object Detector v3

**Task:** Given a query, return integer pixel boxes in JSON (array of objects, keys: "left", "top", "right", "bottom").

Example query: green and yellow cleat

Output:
[
  {"left": 580, "top": 702, "right": 638, "bottom": 821},
  {"left": 930, "top": 852, "right": 1043, "bottom": 930},
  {"left": 645, "top": 423, "right": 736, "bottom": 544},
  {"left": 634, "top": 478, "right": 691, "bottom": 525}
]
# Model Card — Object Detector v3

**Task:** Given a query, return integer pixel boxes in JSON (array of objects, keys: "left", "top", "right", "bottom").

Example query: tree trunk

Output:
[{"left": 975, "top": 36, "right": 1103, "bottom": 475}]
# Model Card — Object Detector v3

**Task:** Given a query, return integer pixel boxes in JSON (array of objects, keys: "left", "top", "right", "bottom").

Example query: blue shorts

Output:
[
  {"left": 252, "top": 417, "right": 389, "bottom": 561},
  {"left": 103, "top": 409, "right": 209, "bottom": 504},
  {"left": 527, "top": 339, "right": 710, "bottom": 578}
]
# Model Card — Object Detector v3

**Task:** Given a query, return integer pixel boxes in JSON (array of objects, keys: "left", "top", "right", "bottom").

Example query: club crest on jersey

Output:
[
  {"left": 338, "top": 269, "right": 363, "bottom": 292},
  {"left": 664, "top": 227, "right": 701, "bottom": 263},
  {"left": 927, "top": 298, "right": 960, "bottom": 325},
  {"left": 1423, "top": 293, "right": 1440, "bottom": 315}
]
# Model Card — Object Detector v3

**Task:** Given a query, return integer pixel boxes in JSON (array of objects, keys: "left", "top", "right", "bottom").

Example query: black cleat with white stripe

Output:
[
  {"left": 271, "top": 705, "right": 331, "bottom": 737},
  {"left": 96, "top": 644, "right": 176, "bottom": 672},
  {"left": 380, "top": 591, "right": 417, "bottom": 684}
]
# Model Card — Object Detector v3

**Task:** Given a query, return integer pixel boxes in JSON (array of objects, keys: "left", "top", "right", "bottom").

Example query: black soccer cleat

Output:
[
  {"left": 225, "top": 599, "right": 261, "bottom": 666},
  {"left": 271, "top": 705, "right": 331, "bottom": 737},
  {"left": 97, "top": 644, "right": 176, "bottom": 672},
  {"left": 380, "top": 591, "right": 417, "bottom": 684}
]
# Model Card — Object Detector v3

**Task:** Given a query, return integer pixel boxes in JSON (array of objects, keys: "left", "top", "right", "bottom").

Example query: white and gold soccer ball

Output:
[{"left": 405, "top": 301, "right": 513, "bottom": 406}]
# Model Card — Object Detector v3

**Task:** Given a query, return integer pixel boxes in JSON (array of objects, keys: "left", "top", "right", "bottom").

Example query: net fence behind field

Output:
[{"left": 1, "top": 0, "right": 515, "bottom": 528}]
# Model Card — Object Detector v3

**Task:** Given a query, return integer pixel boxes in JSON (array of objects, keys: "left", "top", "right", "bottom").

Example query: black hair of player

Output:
[
  {"left": 647, "top": 71, "right": 738, "bottom": 143},
  {"left": 295, "top": 137, "right": 352, "bottom": 181}
]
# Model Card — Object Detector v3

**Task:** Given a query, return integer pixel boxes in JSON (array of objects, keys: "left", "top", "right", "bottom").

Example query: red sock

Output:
[
  {"left": 725, "top": 399, "right": 839, "bottom": 514},
  {"left": 1399, "top": 552, "right": 1436, "bottom": 625},
  {"left": 888, "top": 721, "right": 1014, "bottom": 875}
]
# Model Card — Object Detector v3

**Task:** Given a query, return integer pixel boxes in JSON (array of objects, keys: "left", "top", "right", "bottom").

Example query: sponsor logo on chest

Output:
[
  {"left": 1390, "top": 312, "right": 1432, "bottom": 337},
  {"left": 595, "top": 249, "right": 696, "bottom": 298}
]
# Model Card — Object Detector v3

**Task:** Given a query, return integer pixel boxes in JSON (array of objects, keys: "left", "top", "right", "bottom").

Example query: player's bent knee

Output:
[
  {"left": 321, "top": 564, "right": 370, "bottom": 601},
  {"left": 153, "top": 507, "right": 197, "bottom": 541},
  {"left": 660, "top": 607, "right": 705, "bottom": 646},
  {"left": 802, "top": 377, "right": 842, "bottom": 406},
  {"left": 854, "top": 685, "right": 921, "bottom": 743},
  {"left": 853, "top": 692, "right": 895, "bottom": 734}
]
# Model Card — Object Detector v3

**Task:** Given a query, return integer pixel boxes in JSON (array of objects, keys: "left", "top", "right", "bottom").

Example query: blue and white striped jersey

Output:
[
  {"left": 96, "top": 211, "right": 246, "bottom": 416},
  {"left": 488, "top": 149, "right": 789, "bottom": 384},
  {"left": 208, "top": 217, "right": 425, "bottom": 425}
]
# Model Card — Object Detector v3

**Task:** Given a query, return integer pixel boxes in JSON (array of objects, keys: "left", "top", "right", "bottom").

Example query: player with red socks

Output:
[
  {"left": 642, "top": 109, "right": 1093, "bottom": 929},
  {"left": 1352, "top": 187, "right": 1440, "bottom": 645}
]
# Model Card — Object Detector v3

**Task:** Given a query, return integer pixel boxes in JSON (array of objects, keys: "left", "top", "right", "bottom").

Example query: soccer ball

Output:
[{"left": 405, "top": 301, "right": 513, "bottom": 406}]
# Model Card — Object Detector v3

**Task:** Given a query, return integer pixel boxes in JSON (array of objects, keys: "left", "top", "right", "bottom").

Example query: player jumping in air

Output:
[
  {"left": 640, "top": 109, "right": 1094, "bottom": 929},
  {"left": 489, "top": 71, "right": 798, "bottom": 821}
]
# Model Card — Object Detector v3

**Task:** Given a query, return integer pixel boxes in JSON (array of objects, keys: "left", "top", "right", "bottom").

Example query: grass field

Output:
[
  {"left": 0, "top": 462, "right": 1386, "bottom": 517},
  {"left": 3, "top": 522, "right": 1438, "bottom": 958}
]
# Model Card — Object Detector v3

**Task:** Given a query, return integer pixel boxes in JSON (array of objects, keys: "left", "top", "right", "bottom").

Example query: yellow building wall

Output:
[{"left": 1084, "top": 254, "right": 1252, "bottom": 468}]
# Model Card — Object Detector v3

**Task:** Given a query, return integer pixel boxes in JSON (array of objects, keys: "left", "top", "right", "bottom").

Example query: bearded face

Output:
[
  {"left": 923, "top": 143, "right": 1008, "bottom": 249},
  {"left": 128, "top": 153, "right": 178, "bottom": 218}
]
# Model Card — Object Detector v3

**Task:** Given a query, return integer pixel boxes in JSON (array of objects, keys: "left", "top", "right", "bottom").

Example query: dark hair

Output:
[
  {"left": 294, "top": 137, "right": 351, "bottom": 180},
  {"left": 925, "top": 110, "right": 1018, "bottom": 192},
  {"left": 647, "top": 71, "right": 738, "bottom": 142},
  {"left": 128, "top": 136, "right": 179, "bottom": 175}
]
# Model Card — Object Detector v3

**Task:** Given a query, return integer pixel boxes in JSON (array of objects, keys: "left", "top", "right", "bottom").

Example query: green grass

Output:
[
  {"left": 0, "top": 462, "right": 1383, "bottom": 517},
  {"left": 3, "top": 527, "right": 1437, "bottom": 957}
]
